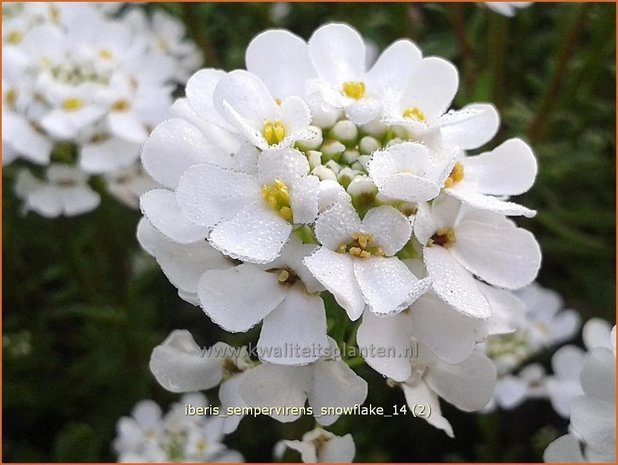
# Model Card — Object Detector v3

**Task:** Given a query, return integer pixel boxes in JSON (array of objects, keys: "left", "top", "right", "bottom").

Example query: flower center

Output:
[
  {"left": 7, "top": 30, "right": 23, "bottom": 45},
  {"left": 402, "top": 106, "right": 426, "bottom": 122},
  {"left": 428, "top": 228, "right": 456, "bottom": 248},
  {"left": 62, "top": 97, "right": 84, "bottom": 112},
  {"left": 342, "top": 81, "right": 366, "bottom": 100},
  {"left": 263, "top": 120, "right": 286, "bottom": 145},
  {"left": 275, "top": 268, "right": 299, "bottom": 287},
  {"left": 444, "top": 162, "right": 464, "bottom": 187},
  {"left": 99, "top": 48, "right": 113, "bottom": 60},
  {"left": 111, "top": 99, "right": 131, "bottom": 112},
  {"left": 5, "top": 88, "right": 17, "bottom": 109},
  {"left": 261, "top": 178, "right": 293, "bottom": 221},
  {"left": 337, "top": 233, "right": 384, "bottom": 258}
]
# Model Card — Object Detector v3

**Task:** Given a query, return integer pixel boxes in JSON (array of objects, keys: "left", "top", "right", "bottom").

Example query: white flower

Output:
[
  {"left": 485, "top": 2, "right": 533, "bottom": 17},
  {"left": 238, "top": 338, "right": 368, "bottom": 426},
  {"left": 544, "top": 322, "right": 616, "bottom": 463},
  {"left": 213, "top": 70, "right": 315, "bottom": 150},
  {"left": 274, "top": 428, "right": 355, "bottom": 463},
  {"left": 176, "top": 147, "right": 320, "bottom": 263},
  {"left": 546, "top": 346, "right": 586, "bottom": 417},
  {"left": 114, "top": 393, "right": 243, "bottom": 463},
  {"left": 15, "top": 165, "right": 100, "bottom": 217},
  {"left": 367, "top": 141, "right": 455, "bottom": 203},
  {"left": 197, "top": 236, "right": 329, "bottom": 365},
  {"left": 304, "top": 200, "right": 430, "bottom": 320},
  {"left": 105, "top": 166, "right": 159, "bottom": 209},
  {"left": 415, "top": 194, "right": 541, "bottom": 318},
  {"left": 493, "top": 363, "right": 547, "bottom": 410},
  {"left": 444, "top": 138, "right": 538, "bottom": 217}
]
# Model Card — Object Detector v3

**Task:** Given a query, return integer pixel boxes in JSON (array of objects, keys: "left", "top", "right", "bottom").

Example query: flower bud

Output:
[
  {"left": 321, "top": 139, "right": 346, "bottom": 162},
  {"left": 306, "top": 150, "right": 322, "bottom": 170},
  {"left": 329, "top": 120, "right": 358, "bottom": 145},
  {"left": 295, "top": 126, "right": 323, "bottom": 151},
  {"left": 312, "top": 165, "right": 338, "bottom": 181},
  {"left": 341, "top": 149, "right": 360, "bottom": 165},
  {"left": 359, "top": 136, "right": 381, "bottom": 155},
  {"left": 324, "top": 159, "right": 341, "bottom": 174}
]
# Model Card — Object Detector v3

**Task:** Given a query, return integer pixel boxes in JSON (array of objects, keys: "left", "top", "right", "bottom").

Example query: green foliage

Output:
[{"left": 3, "top": 2, "right": 615, "bottom": 462}]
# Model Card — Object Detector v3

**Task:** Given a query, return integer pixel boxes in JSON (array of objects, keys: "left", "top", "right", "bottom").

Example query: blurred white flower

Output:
[
  {"left": 274, "top": 428, "right": 355, "bottom": 463},
  {"left": 485, "top": 2, "right": 533, "bottom": 17},
  {"left": 544, "top": 320, "right": 615, "bottom": 463},
  {"left": 113, "top": 393, "right": 243, "bottom": 463}
]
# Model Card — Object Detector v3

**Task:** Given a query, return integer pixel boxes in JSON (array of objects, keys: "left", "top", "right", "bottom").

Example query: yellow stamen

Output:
[
  {"left": 5, "top": 88, "right": 17, "bottom": 109},
  {"left": 7, "top": 30, "right": 23, "bottom": 45},
  {"left": 62, "top": 97, "right": 84, "bottom": 112},
  {"left": 99, "top": 48, "right": 113, "bottom": 60},
  {"left": 261, "top": 179, "right": 293, "bottom": 222},
  {"left": 274, "top": 98, "right": 282, "bottom": 105},
  {"left": 402, "top": 106, "right": 426, "bottom": 122},
  {"left": 342, "top": 81, "right": 365, "bottom": 100},
  {"left": 263, "top": 120, "right": 286, "bottom": 145},
  {"left": 278, "top": 269, "right": 290, "bottom": 283},
  {"left": 337, "top": 233, "right": 384, "bottom": 258},
  {"left": 444, "top": 162, "right": 464, "bottom": 188},
  {"left": 111, "top": 99, "right": 131, "bottom": 112}
]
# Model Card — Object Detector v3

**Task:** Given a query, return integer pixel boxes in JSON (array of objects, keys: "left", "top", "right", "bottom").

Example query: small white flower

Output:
[
  {"left": 274, "top": 428, "right": 355, "bottom": 463},
  {"left": 444, "top": 138, "right": 538, "bottom": 217},
  {"left": 304, "top": 200, "right": 430, "bottom": 320},
  {"left": 15, "top": 165, "right": 100, "bottom": 217},
  {"left": 175, "top": 148, "right": 319, "bottom": 263},
  {"left": 546, "top": 346, "right": 586, "bottom": 417},
  {"left": 485, "top": 2, "right": 533, "bottom": 17},
  {"left": 493, "top": 363, "right": 547, "bottom": 410},
  {"left": 415, "top": 194, "right": 541, "bottom": 318}
]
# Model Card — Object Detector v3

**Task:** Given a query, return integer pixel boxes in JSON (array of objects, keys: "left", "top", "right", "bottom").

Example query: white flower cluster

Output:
[
  {"left": 483, "top": 282, "right": 581, "bottom": 410},
  {"left": 544, "top": 319, "right": 615, "bottom": 463},
  {"left": 113, "top": 393, "right": 243, "bottom": 463},
  {"left": 274, "top": 427, "right": 355, "bottom": 463},
  {"left": 139, "top": 23, "right": 542, "bottom": 440},
  {"left": 2, "top": 2, "right": 200, "bottom": 216}
]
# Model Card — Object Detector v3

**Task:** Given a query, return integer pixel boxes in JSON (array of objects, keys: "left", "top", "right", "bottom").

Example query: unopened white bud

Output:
[
  {"left": 341, "top": 149, "right": 360, "bottom": 165},
  {"left": 318, "top": 179, "right": 348, "bottom": 212},
  {"left": 306, "top": 150, "right": 322, "bottom": 170},
  {"left": 347, "top": 175, "right": 377, "bottom": 199},
  {"left": 359, "top": 136, "right": 381, "bottom": 155},
  {"left": 330, "top": 120, "right": 358, "bottom": 144},
  {"left": 360, "top": 119, "right": 387, "bottom": 138},
  {"left": 337, "top": 167, "right": 357, "bottom": 188},
  {"left": 351, "top": 155, "right": 371, "bottom": 171},
  {"left": 321, "top": 139, "right": 346, "bottom": 161},
  {"left": 324, "top": 160, "right": 341, "bottom": 174},
  {"left": 312, "top": 165, "right": 338, "bottom": 181},
  {"left": 296, "top": 126, "right": 323, "bottom": 151}
]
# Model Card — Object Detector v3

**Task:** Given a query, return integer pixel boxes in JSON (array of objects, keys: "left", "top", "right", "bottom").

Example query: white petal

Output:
[
  {"left": 319, "top": 434, "right": 355, "bottom": 462},
  {"left": 440, "top": 104, "right": 500, "bottom": 150},
  {"left": 425, "top": 351, "right": 496, "bottom": 411},
  {"left": 107, "top": 111, "right": 148, "bottom": 144},
  {"left": 452, "top": 219, "right": 542, "bottom": 289},
  {"left": 357, "top": 310, "right": 412, "bottom": 381},
  {"left": 579, "top": 347, "right": 615, "bottom": 403},
  {"left": 400, "top": 57, "right": 458, "bottom": 120},
  {"left": 308, "top": 23, "right": 366, "bottom": 86},
  {"left": 141, "top": 119, "right": 232, "bottom": 189},
  {"left": 258, "top": 147, "right": 309, "bottom": 185},
  {"left": 185, "top": 68, "right": 235, "bottom": 130},
  {"left": 198, "top": 264, "right": 286, "bottom": 332},
  {"left": 258, "top": 287, "right": 328, "bottom": 366},
  {"left": 310, "top": 359, "right": 368, "bottom": 426},
  {"left": 361, "top": 205, "right": 412, "bottom": 256},
  {"left": 214, "top": 70, "right": 278, "bottom": 125},
  {"left": 570, "top": 395, "right": 616, "bottom": 457},
  {"left": 219, "top": 374, "right": 248, "bottom": 434},
  {"left": 303, "top": 247, "right": 365, "bottom": 321},
  {"left": 314, "top": 200, "right": 361, "bottom": 250},
  {"left": 279, "top": 95, "right": 312, "bottom": 134},
  {"left": 277, "top": 440, "right": 317, "bottom": 463},
  {"left": 345, "top": 98, "right": 381, "bottom": 125},
  {"left": 140, "top": 189, "right": 208, "bottom": 243},
  {"left": 411, "top": 292, "right": 486, "bottom": 364},
  {"left": 239, "top": 364, "right": 311, "bottom": 422},
  {"left": 423, "top": 246, "right": 491, "bottom": 319},
  {"left": 26, "top": 186, "right": 64, "bottom": 217},
  {"left": 544, "top": 434, "right": 586, "bottom": 463},
  {"left": 355, "top": 257, "right": 431, "bottom": 315},
  {"left": 176, "top": 163, "right": 259, "bottom": 228},
  {"left": 463, "top": 138, "right": 537, "bottom": 196},
  {"left": 3, "top": 112, "right": 52, "bottom": 164},
  {"left": 494, "top": 375, "right": 528, "bottom": 409},
  {"left": 149, "top": 330, "right": 225, "bottom": 392},
  {"left": 62, "top": 186, "right": 101, "bottom": 216},
  {"left": 246, "top": 29, "right": 314, "bottom": 99},
  {"left": 81, "top": 138, "right": 140, "bottom": 174},
  {"left": 401, "top": 380, "right": 454, "bottom": 437},
  {"left": 209, "top": 202, "right": 292, "bottom": 263},
  {"left": 366, "top": 39, "right": 422, "bottom": 91},
  {"left": 553, "top": 345, "right": 586, "bottom": 380},
  {"left": 446, "top": 188, "right": 536, "bottom": 217},
  {"left": 290, "top": 175, "right": 320, "bottom": 224},
  {"left": 583, "top": 318, "right": 613, "bottom": 351}
]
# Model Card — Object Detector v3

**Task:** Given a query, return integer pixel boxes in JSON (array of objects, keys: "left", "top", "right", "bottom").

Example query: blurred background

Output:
[{"left": 3, "top": 2, "right": 615, "bottom": 462}]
